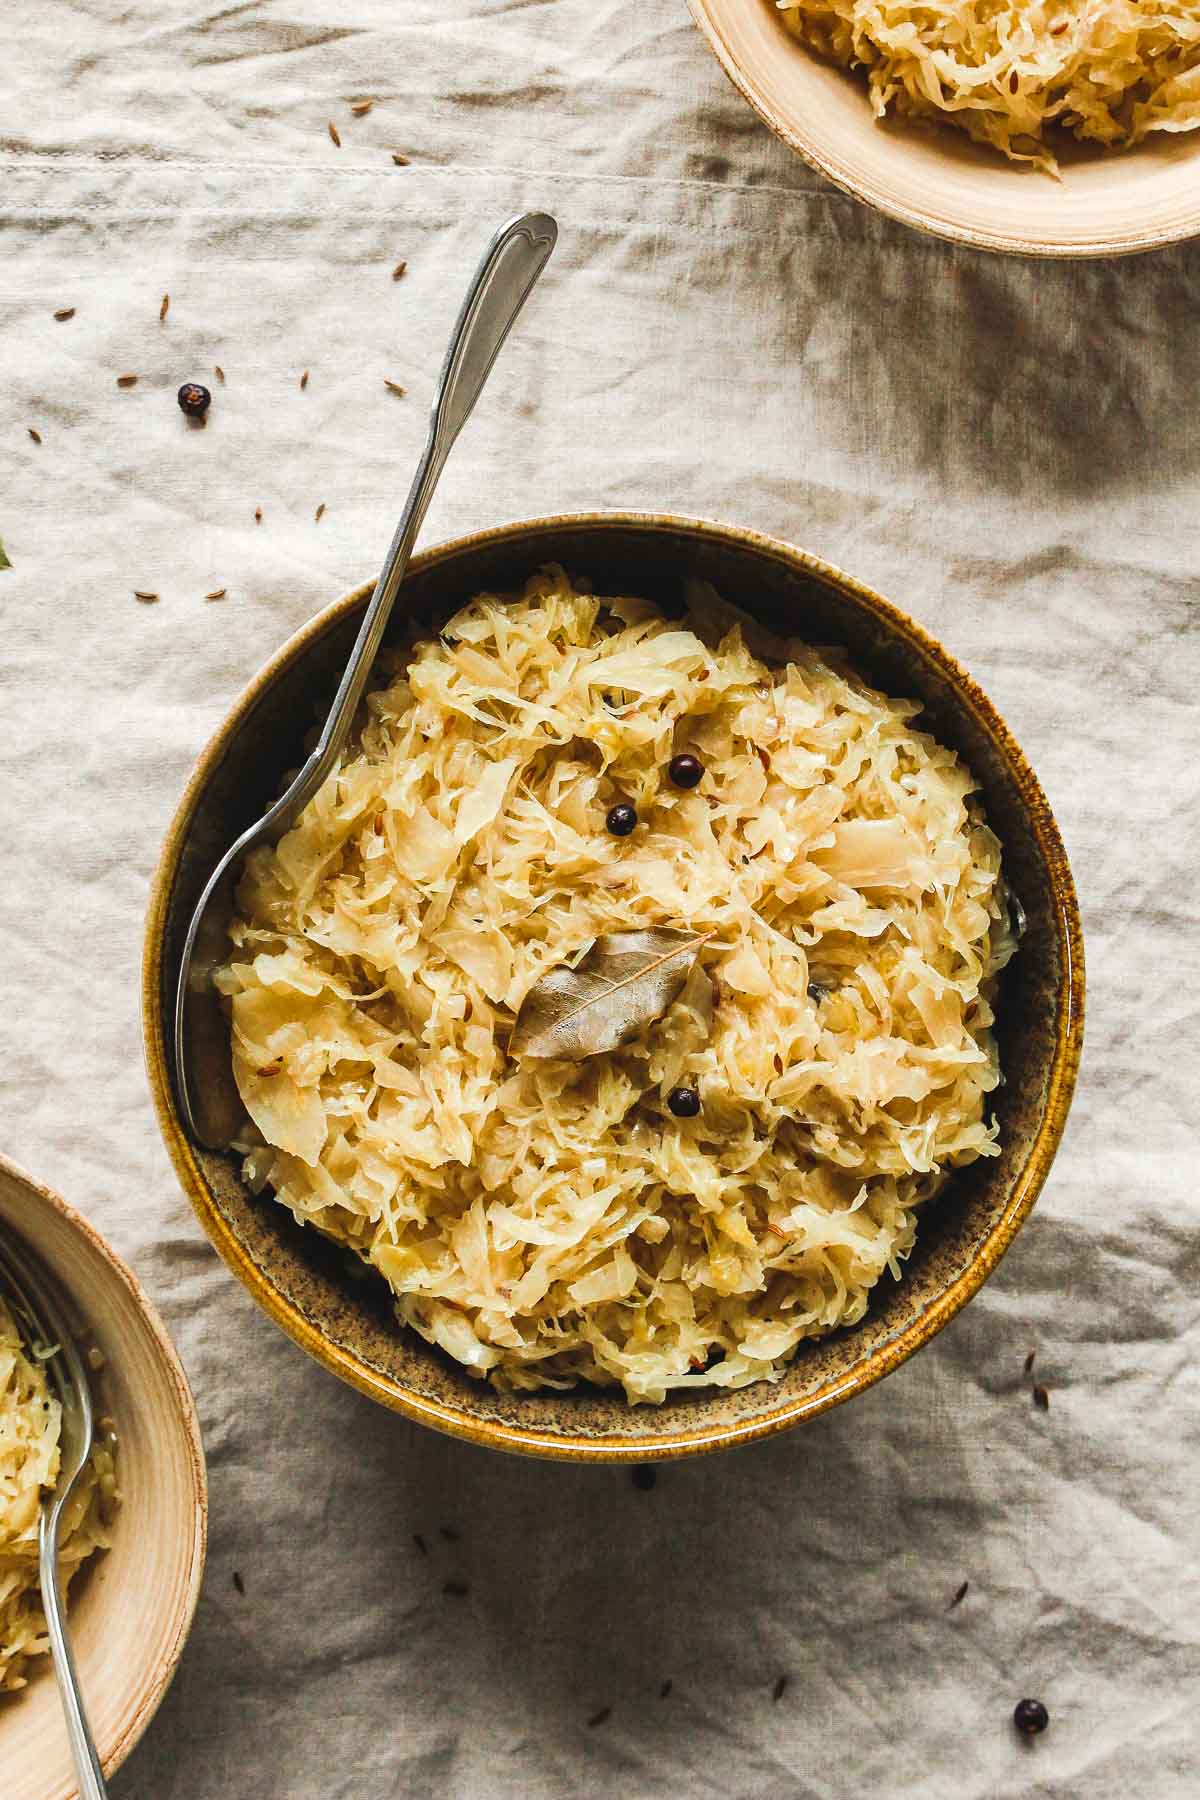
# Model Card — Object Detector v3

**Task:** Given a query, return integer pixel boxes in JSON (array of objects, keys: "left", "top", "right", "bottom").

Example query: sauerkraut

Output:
[
  {"left": 217, "top": 571, "right": 1014, "bottom": 1405},
  {"left": 0, "top": 1299, "right": 116, "bottom": 1692},
  {"left": 778, "top": 0, "right": 1200, "bottom": 172}
]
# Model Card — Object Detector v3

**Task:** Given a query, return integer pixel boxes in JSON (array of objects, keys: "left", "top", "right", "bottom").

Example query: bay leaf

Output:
[{"left": 510, "top": 927, "right": 708, "bottom": 1061}]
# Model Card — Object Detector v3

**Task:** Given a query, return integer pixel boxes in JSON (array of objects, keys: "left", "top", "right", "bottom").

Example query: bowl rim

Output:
[
  {"left": 687, "top": 0, "right": 1200, "bottom": 260},
  {"left": 0, "top": 1148, "right": 208, "bottom": 1781},
  {"left": 142, "top": 509, "right": 1084, "bottom": 1462}
]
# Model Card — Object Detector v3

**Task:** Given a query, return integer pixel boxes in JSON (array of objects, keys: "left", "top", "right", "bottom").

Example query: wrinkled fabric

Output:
[{"left": 1, "top": 2, "right": 1197, "bottom": 1797}]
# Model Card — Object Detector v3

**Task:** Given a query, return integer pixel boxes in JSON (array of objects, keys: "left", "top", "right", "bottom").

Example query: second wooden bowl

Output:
[
  {"left": 690, "top": 0, "right": 1200, "bottom": 257},
  {"left": 0, "top": 1155, "right": 206, "bottom": 1800}
]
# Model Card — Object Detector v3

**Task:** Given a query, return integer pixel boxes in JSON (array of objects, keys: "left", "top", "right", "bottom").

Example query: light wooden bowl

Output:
[
  {"left": 690, "top": 0, "right": 1200, "bottom": 257},
  {"left": 0, "top": 1155, "right": 206, "bottom": 1800}
]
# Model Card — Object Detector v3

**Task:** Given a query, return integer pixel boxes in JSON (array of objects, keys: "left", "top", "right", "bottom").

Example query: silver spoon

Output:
[
  {"left": 172, "top": 210, "right": 557, "bottom": 1148},
  {"left": 0, "top": 1231, "right": 107, "bottom": 1800}
]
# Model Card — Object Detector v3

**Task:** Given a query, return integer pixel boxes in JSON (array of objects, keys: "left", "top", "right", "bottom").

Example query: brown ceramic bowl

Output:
[
  {"left": 0, "top": 1154, "right": 206, "bottom": 1800},
  {"left": 143, "top": 513, "right": 1083, "bottom": 1461},
  {"left": 690, "top": 0, "right": 1200, "bottom": 257}
]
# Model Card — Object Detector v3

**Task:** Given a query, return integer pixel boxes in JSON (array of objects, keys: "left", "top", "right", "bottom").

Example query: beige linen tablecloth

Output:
[{"left": 2, "top": 2, "right": 1197, "bottom": 1795}]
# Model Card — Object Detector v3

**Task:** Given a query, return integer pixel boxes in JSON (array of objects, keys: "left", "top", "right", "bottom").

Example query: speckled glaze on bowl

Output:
[
  {"left": 0, "top": 1154, "right": 207, "bottom": 1800},
  {"left": 143, "top": 514, "right": 1083, "bottom": 1462}
]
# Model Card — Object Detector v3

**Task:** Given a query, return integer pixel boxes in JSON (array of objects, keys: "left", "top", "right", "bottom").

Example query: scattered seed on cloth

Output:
[
  {"left": 1024, "top": 1349, "right": 1037, "bottom": 1374},
  {"left": 772, "top": 1675, "right": 788, "bottom": 1702},
  {"left": 412, "top": 1533, "right": 428, "bottom": 1557},
  {"left": 159, "top": 293, "right": 170, "bottom": 322},
  {"left": 27, "top": 428, "right": 42, "bottom": 444},
  {"left": 300, "top": 369, "right": 310, "bottom": 390},
  {"left": 205, "top": 588, "right": 227, "bottom": 602},
  {"left": 314, "top": 503, "right": 326, "bottom": 522},
  {"left": 254, "top": 507, "right": 263, "bottom": 524},
  {"left": 659, "top": 1680, "right": 672, "bottom": 1699},
  {"left": 391, "top": 152, "right": 410, "bottom": 165},
  {"left": 392, "top": 260, "right": 408, "bottom": 281},
  {"left": 384, "top": 378, "right": 407, "bottom": 397},
  {"left": 1033, "top": 1384, "right": 1050, "bottom": 1411},
  {"left": 232, "top": 1571, "right": 245, "bottom": 1595},
  {"left": 53, "top": 307, "right": 75, "bottom": 321},
  {"left": 116, "top": 373, "right": 139, "bottom": 388},
  {"left": 1013, "top": 1698, "right": 1049, "bottom": 1736},
  {"left": 351, "top": 98, "right": 374, "bottom": 116},
  {"left": 587, "top": 1707, "right": 611, "bottom": 1729},
  {"left": 950, "top": 1580, "right": 969, "bottom": 1609},
  {"left": 0, "top": 538, "right": 11, "bottom": 571},
  {"left": 133, "top": 591, "right": 160, "bottom": 603},
  {"left": 177, "top": 382, "right": 211, "bottom": 418},
  {"left": 214, "top": 364, "right": 225, "bottom": 384},
  {"left": 442, "top": 1580, "right": 469, "bottom": 1598},
  {"left": 439, "top": 1526, "right": 459, "bottom": 1544},
  {"left": 328, "top": 120, "right": 341, "bottom": 147}
]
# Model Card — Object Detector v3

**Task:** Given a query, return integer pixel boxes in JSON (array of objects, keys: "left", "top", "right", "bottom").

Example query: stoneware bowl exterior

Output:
[
  {"left": 0, "top": 1154, "right": 207, "bottom": 1800},
  {"left": 143, "top": 513, "right": 1083, "bottom": 1462},
  {"left": 689, "top": 0, "right": 1200, "bottom": 258}
]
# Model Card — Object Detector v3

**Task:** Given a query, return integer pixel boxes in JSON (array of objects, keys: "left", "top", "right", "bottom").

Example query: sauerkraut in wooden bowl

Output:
[
  {"left": 145, "top": 516, "right": 1083, "bottom": 1461},
  {"left": 690, "top": 0, "right": 1200, "bottom": 255},
  {"left": 780, "top": 2, "right": 1200, "bottom": 173},
  {"left": 0, "top": 1155, "right": 206, "bottom": 1800}
]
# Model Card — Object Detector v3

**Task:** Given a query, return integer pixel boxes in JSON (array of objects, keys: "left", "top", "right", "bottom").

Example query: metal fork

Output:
[{"left": 0, "top": 1230, "right": 107, "bottom": 1800}]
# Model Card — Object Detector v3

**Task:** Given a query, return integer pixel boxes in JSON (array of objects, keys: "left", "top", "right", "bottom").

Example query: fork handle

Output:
[{"left": 39, "top": 1509, "right": 108, "bottom": 1799}]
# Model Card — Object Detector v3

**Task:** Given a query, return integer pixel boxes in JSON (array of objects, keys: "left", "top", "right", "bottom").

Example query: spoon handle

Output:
[
  {"left": 39, "top": 1509, "right": 108, "bottom": 1799},
  {"left": 283, "top": 210, "right": 557, "bottom": 821},
  {"left": 172, "top": 211, "right": 556, "bottom": 1148}
]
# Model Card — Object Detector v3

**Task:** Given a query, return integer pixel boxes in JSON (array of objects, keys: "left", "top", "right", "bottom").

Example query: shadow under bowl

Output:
[{"left": 143, "top": 513, "right": 1083, "bottom": 1461}]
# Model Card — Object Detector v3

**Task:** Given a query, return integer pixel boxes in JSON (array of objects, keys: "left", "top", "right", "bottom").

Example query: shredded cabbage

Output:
[
  {"left": 0, "top": 1300, "right": 115, "bottom": 1692},
  {"left": 778, "top": 0, "right": 1200, "bottom": 172},
  {"left": 218, "top": 571, "right": 1014, "bottom": 1405}
]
